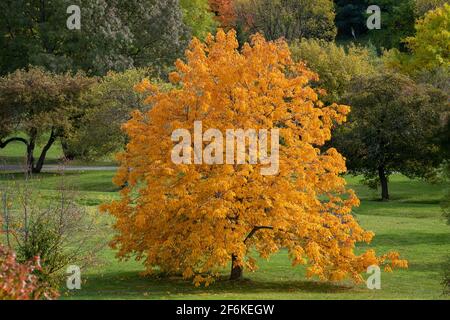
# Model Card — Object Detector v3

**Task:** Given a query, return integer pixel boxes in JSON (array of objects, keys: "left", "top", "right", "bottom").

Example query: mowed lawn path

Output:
[{"left": 1, "top": 142, "right": 449, "bottom": 299}]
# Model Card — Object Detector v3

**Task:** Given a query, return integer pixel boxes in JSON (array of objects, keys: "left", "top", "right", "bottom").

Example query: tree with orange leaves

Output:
[{"left": 102, "top": 29, "right": 407, "bottom": 286}]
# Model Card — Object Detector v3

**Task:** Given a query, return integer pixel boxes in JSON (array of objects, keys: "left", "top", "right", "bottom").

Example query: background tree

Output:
[
  {"left": 235, "top": 0, "right": 337, "bottom": 42},
  {"left": 334, "top": 72, "right": 448, "bottom": 201},
  {"left": 0, "top": 67, "right": 94, "bottom": 173},
  {"left": 102, "top": 30, "right": 407, "bottom": 286},
  {"left": 290, "top": 39, "right": 378, "bottom": 103},
  {"left": 0, "top": 0, "right": 134, "bottom": 76},
  {"left": 209, "top": 0, "right": 237, "bottom": 29},
  {"left": 334, "top": 0, "right": 368, "bottom": 40},
  {"left": 367, "top": 0, "right": 416, "bottom": 50},
  {"left": 64, "top": 69, "right": 165, "bottom": 160},
  {"left": 180, "top": 0, "right": 218, "bottom": 40},
  {"left": 414, "top": 0, "right": 448, "bottom": 16},
  {"left": 0, "top": 0, "right": 190, "bottom": 77},
  {"left": 384, "top": 4, "right": 450, "bottom": 76},
  {"left": 334, "top": 0, "right": 417, "bottom": 51},
  {"left": 114, "top": 0, "right": 190, "bottom": 77}
]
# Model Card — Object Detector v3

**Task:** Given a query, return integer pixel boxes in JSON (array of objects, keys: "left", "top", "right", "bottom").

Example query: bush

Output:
[
  {"left": 0, "top": 245, "right": 58, "bottom": 300},
  {"left": 1, "top": 169, "right": 107, "bottom": 288}
]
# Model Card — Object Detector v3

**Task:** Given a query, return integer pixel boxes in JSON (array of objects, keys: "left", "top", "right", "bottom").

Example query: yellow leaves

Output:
[
  {"left": 358, "top": 249, "right": 379, "bottom": 269},
  {"left": 183, "top": 267, "right": 194, "bottom": 279},
  {"left": 135, "top": 214, "right": 146, "bottom": 228},
  {"left": 306, "top": 265, "right": 324, "bottom": 279},
  {"left": 380, "top": 251, "right": 409, "bottom": 271},
  {"left": 330, "top": 270, "right": 347, "bottom": 282},
  {"left": 362, "top": 231, "right": 375, "bottom": 244},
  {"left": 134, "top": 78, "right": 158, "bottom": 94},
  {"left": 175, "top": 59, "right": 190, "bottom": 74},
  {"left": 101, "top": 28, "right": 407, "bottom": 287},
  {"left": 289, "top": 246, "right": 306, "bottom": 266},
  {"left": 193, "top": 275, "right": 215, "bottom": 287},
  {"left": 169, "top": 72, "right": 182, "bottom": 84},
  {"left": 305, "top": 242, "right": 322, "bottom": 263}
]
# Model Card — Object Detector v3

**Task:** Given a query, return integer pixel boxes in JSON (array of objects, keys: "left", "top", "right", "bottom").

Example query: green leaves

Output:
[
  {"left": 333, "top": 71, "right": 449, "bottom": 198},
  {"left": 0, "top": 0, "right": 191, "bottom": 77},
  {"left": 236, "top": 0, "right": 337, "bottom": 42},
  {"left": 290, "top": 38, "right": 377, "bottom": 103}
]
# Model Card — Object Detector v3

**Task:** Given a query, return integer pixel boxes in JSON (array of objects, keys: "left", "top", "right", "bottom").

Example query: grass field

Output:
[
  {"left": 1, "top": 142, "right": 449, "bottom": 300},
  {"left": 0, "top": 138, "right": 116, "bottom": 167}
]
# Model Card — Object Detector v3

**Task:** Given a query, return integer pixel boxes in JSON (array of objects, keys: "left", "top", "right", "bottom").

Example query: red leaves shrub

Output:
[{"left": 0, "top": 245, "right": 58, "bottom": 300}]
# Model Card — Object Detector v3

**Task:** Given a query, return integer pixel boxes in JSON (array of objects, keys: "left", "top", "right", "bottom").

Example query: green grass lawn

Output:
[
  {"left": 1, "top": 169, "right": 448, "bottom": 300},
  {"left": 0, "top": 136, "right": 116, "bottom": 167}
]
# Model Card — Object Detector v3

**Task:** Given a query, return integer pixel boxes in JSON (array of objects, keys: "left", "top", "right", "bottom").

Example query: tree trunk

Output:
[
  {"left": 60, "top": 138, "right": 78, "bottom": 160},
  {"left": 26, "top": 130, "right": 37, "bottom": 176},
  {"left": 378, "top": 166, "right": 389, "bottom": 201},
  {"left": 33, "top": 129, "right": 57, "bottom": 173},
  {"left": 230, "top": 254, "right": 243, "bottom": 281}
]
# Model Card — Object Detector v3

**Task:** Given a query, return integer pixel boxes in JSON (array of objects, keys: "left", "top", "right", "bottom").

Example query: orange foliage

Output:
[{"left": 102, "top": 29, "right": 407, "bottom": 286}]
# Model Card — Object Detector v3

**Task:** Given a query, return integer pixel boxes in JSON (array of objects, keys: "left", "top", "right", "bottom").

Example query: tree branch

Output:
[
  {"left": 244, "top": 226, "right": 274, "bottom": 243},
  {"left": 33, "top": 128, "right": 57, "bottom": 173},
  {"left": 0, "top": 137, "right": 29, "bottom": 149}
]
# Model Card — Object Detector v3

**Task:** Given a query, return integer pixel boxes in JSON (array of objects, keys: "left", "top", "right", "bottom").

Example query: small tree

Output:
[
  {"left": 334, "top": 72, "right": 448, "bottom": 201},
  {"left": 0, "top": 67, "right": 94, "bottom": 173},
  {"left": 102, "top": 30, "right": 407, "bottom": 286}
]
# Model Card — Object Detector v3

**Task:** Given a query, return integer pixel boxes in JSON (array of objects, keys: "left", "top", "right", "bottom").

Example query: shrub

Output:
[
  {"left": 1, "top": 169, "right": 107, "bottom": 288},
  {"left": 0, "top": 245, "right": 58, "bottom": 300}
]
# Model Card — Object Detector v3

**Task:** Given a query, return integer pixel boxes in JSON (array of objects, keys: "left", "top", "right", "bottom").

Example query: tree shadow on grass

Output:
[
  {"left": 406, "top": 261, "right": 449, "bottom": 273},
  {"left": 0, "top": 171, "right": 120, "bottom": 193},
  {"left": 65, "top": 271, "right": 354, "bottom": 299},
  {"left": 367, "top": 232, "right": 450, "bottom": 247},
  {"left": 397, "top": 199, "right": 443, "bottom": 205}
]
